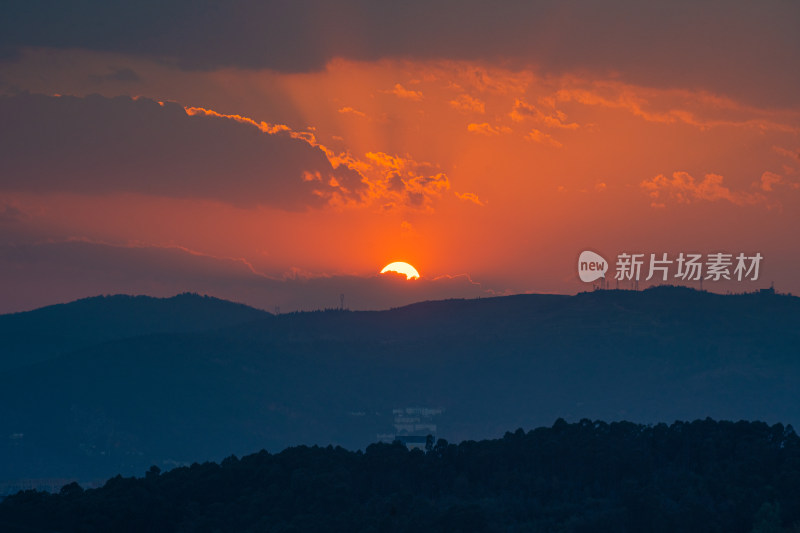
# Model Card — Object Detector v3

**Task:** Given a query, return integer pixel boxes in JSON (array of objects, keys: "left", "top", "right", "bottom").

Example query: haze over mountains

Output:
[{"left": 1, "top": 287, "right": 798, "bottom": 487}]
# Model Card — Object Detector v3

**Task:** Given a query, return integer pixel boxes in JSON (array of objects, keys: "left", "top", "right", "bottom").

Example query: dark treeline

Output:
[{"left": 1, "top": 419, "right": 799, "bottom": 532}]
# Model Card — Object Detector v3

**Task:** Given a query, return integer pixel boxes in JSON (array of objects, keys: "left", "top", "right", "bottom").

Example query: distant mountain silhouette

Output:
[
  {"left": 1, "top": 286, "right": 798, "bottom": 486},
  {"left": 0, "top": 293, "right": 269, "bottom": 371}
]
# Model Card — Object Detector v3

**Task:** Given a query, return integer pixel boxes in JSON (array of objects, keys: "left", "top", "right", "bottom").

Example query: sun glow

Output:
[{"left": 380, "top": 261, "right": 420, "bottom": 280}]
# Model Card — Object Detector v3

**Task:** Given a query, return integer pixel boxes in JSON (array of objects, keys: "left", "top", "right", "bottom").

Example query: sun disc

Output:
[{"left": 380, "top": 261, "right": 420, "bottom": 280}]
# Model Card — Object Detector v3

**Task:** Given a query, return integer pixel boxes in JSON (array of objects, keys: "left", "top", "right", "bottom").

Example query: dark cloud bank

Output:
[
  {"left": 0, "top": 240, "right": 490, "bottom": 314},
  {"left": 0, "top": 93, "right": 364, "bottom": 209},
  {"left": 2, "top": 1, "right": 799, "bottom": 106}
]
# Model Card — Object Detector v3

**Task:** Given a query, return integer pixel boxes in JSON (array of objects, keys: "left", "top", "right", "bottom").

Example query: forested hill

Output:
[{"left": 1, "top": 419, "right": 797, "bottom": 533}]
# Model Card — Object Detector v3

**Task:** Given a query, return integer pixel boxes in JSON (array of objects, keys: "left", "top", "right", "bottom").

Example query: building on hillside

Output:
[{"left": 377, "top": 407, "right": 443, "bottom": 450}]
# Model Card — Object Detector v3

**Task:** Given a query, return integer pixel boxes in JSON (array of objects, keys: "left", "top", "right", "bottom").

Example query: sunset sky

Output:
[{"left": 1, "top": 1, "right": 798, "bottom": 313}]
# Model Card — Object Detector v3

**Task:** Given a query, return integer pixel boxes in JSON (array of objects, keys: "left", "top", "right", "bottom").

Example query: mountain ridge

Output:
[
  {"left": 1, "top": 286, "right": 798, "bottom": 486},
  {"left": 0, "top": 292, "right": 270, "bottom": 371}
]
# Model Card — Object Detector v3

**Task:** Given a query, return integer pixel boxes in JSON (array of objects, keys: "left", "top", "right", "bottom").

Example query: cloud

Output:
[
  {"left": 0, "top": 93, "right": 367, "bottom": 210},
  {"left": 641, "top": 171, "right": 772, "bottom": 207},
  {"left": 758, "top": 172, "right": 782, "bottom": 192},
  {"left": 362, "top": 151, "right": 450, "bottom": 210},
  {"left": 772, "top": 146, "right": 800, "bottom": 161},
  {"left": 455, "top": 192, "right": 484, "bottom": 206},
  {"left": 0, "top": 203, "right": 27, "bottom": 225},
  {"left": 456, "top": 65, "right": 530, "bottom": 95},
  {"left": 509, "top": 98, "right": 537, "bottom": 122},
  {"left": 89, "top": 67, "right": 141, "bottom": 83},
  {"left": 541, "top": 112, "right": 580, "bottom": 130},
  {"left": 524, "top": 129, "right": 562, "bottom": 148},
  {"left": 467, "top": 123, "right": 511, "bottom": 136},
  {"left": 3, "top": 1, "right": 797, "bottom": 105},
  {"left": 388, "top": 83, "right": 423, "bottom": 101},
  {"left": 338, "top": 106, "right": 366, "bottom": 117},
  {"left": 510, "top": 98, "right": 579, "bottom": 129},
  {"left": 756, "top": 171, "right": 799, "bottom": 192},
  {"left": 554, "top": 84, "right": 798, "bottom": 133},
  {"left": 0, "top": 239, "right": 491, "bottom": 314},
  {"left": 449, "top": 94, "right": 485, "bottom": 113}
]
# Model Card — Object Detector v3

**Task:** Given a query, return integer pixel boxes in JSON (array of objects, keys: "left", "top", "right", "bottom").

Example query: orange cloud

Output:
[
  {"left": 389, "top": 83, "right": 423, "bottom": 101},
  {"left": 510, "top": 98, "right": 579, "bottom": 129},
  {"left": 554, "top": 83, "right": 799, "bottom": 133},
  {"left": 467, "top": 122, "right": 511, "bottom": 135},
  {"left": 449, "top": 93, "right": 485, "bottom": 113},
  {"left": 509, "top": 98, "right": 536, "bottom": 122},
  {"left": 455, "top": 192, "right": 485, "bottom": 206},
  {"left": 364, "top": 151, "right": 450, "bottom": 211},
  {"left": 338, "top": 106, "right": 367, "bottom": 117},
  {"left": 185, "top": 106, "right": 294, "bottom": 135},
  {"left": 524, "top": 129, "right": 562, "bottom": 148},
  {"left": 542, "top": 112, "right": 580, "bottom": 130},
  {"left": 759, "top": 171, "right": 783, "bottom": 192},
  {"left": 188, "top": 103, "right": 459, "bottom": 212},
  {"left": 772, "top": 146, "right": 800, "bottom": 161},
  {"left": 453, "top": 65, "right": 530, "bottom": 94},
  {"left": 641, "top": 172, "right": 768, "bottom": 207},
  {"left": 756, "top": 171, "right": 799, "bottom": 192},
  {"left": 365, "top": 151, "right": 406, "bottom": 170}
]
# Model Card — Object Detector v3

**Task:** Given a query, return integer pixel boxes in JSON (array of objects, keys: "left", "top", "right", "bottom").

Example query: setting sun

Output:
[{"left": 380, "top": 261, "right": 420, "bottom": 280}]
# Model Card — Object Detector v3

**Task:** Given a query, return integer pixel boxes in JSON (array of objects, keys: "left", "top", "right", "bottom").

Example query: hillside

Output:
[
  {"left": 1, "top": 286, "right": 798, "bottom": 486},
  {"left": 1, "top": 419, "right": 797, "bottom": 532}
]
